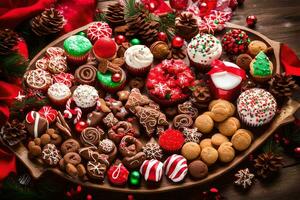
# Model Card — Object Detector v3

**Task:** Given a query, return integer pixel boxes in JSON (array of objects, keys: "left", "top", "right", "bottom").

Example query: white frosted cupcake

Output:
[
  {"left": 47, "top": 83, "right": 71, "bottom": 105},
  {"left": 237, "top": 88, "right": 277, "bottom": 127},
  {"left": 124, "top": 45, "right": 153, "bottom": 76},
  {"left": 187, "top": 33, "right": 222, "bottom": 71},
  {"left": 73, "top": 85, "right": 99, "bottom": 108}
]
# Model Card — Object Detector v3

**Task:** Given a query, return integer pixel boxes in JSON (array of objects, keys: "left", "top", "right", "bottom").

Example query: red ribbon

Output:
[
  {"left": 281, "top": 44, "right": 300, "bottom": 76},
  {"left": 208, "top": 60, "right": 246, "bottom": 79}
]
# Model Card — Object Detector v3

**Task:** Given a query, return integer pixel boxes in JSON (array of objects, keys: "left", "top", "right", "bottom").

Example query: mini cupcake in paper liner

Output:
[
  {"left": 124, "top": 45, "right": 153, "bottom": 76},
  {"left": 187, "top": 33, "right": 222, "bottom": 72},
  {"left": 96, "top": 68, "right": 126, "bottom": 93},
  {"left": 63, "top": 35, "right": 92, "bottom": 67},
  {"left": 237, "top": 88, "right": 277, "bottom": 127}
]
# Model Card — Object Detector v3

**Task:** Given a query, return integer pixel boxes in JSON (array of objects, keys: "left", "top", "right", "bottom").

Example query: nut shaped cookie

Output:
[
  {"left": 231, "top": 129, "right": 253, "bottom": 151},
  {"left": 201, "top": 146, "right": 218, "bottom": 165},
  {"left": 218, "top": 142, "right": 235, "bottom": 163},
  {"left": 194, "top": 114, "right": 214, "bottom": 134}
]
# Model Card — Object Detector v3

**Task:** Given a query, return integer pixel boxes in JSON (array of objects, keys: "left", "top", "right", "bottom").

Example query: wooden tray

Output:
[{"left": 3, "top": 22, "right": 300, "bottom": 194}]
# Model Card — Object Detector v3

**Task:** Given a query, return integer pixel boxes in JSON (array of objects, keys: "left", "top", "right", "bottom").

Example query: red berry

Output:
[
  {"left": 246, "top": 15, "right": 257, "bottom": 27},
  {"left": 86, "top": 194, "right": 93, "bottom": 200},
  {"left": 75, "top": 120, "right": 88, "bottom": 133},
  {"left": 172, "top": 36, "right": 184, "bottom": 49},
  {"left": 115, "top": 35, "right": 126, "bottom": 45},
  {"left": 158, "top": 32, "right": 167, "bottom": 42},
  {"left": 112, "top": 73, "right": 122, "bottom": 82}
]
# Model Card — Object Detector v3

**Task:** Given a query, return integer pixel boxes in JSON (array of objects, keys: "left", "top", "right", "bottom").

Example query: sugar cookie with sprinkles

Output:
[
  {"left": 237, "top": 88, "right": 277, "bottom": 127},
  {"left": 187, "top": 33, "right": 222, "bottom": 71}
]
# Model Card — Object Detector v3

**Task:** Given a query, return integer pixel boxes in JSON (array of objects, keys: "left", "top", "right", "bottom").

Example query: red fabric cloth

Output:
[
  {"left": 280, "top": 44, "right": 300, "bottom": 76},
  {"left": 0, "top": 81, "right": 20, "bottom": 126},
  {"left": 0, "top": 0, "right": 55, "bottom": 29},
  {"left": 0, "top": 81, "right": 20, "bottom": 182},
  {"left": 55, "top": 0, "right": 96, "bottom": 33},
  {"left": 208, "top": 59, "right": 246, "bottom": 79},
  {"left": 0, "top": 0, "right": 96, "bottom": 33},
  {"left": 0, "top": 147, "right": 16, "bottom": 181}
]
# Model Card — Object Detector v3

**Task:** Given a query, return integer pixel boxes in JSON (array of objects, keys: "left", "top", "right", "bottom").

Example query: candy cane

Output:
[
  {"left": 73, "top": 107, "right": 82, "bottom": 124},
  {"left": 96, "top": 99, "right": 101, "bottom": 111}
]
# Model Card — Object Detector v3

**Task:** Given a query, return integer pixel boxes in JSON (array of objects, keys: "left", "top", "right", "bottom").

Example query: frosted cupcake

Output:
[
  {"left": 47, "top": 83, "right": 71, "bottom": 105},
  {"left": 124, "top": 45, "right": 153, "bottom": 76},
  {"left": 237, "top": 88, "right": 277, "bottom": 127},
  {"left": 63, "top": 35, "right": 92, "bottom": 66},
  {"left": 187, "top": 33, "right": 222, "bottom": 71},
  {"left": 208, "top": 60, "right": 246, "bottom": 101}
]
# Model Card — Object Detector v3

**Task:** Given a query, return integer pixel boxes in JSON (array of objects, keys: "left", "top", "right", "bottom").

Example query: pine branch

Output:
[
  {"left": 158, "top": 13, "right": 176, "bottom": 39},
  {"left": 0, "top": 53, "right": 28, "bottom": 77},
  {"left": 124, "top": 0, "right": 144, "bottom": 18},
  {"left": 262, "top": 138, "right": 284, "bottom": 154}
]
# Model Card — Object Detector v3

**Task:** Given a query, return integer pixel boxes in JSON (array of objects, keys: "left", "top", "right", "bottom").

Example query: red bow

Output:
[{"left": 208, "top": 60, "right": 246, "bottom": 79}]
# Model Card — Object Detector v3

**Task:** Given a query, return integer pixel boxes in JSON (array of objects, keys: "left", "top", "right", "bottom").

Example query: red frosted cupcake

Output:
[
  {"left": 146, "top": 59, "right": 195, "bottom": 106},
  {"left": 93, "top": 37, "right": 117, "bottom": 61},
  {"left": 158, "top": 129, "right": 185, "bottom": 153}
]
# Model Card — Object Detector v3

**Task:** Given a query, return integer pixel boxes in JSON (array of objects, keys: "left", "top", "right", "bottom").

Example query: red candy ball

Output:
[
  {"left": 112, "top": 73, "right": 122, "bottom": 82},
  {"left": 172, "top": 36, "right": 184, "bottom": 49},
  {"left": 246, "top": 15, "right": 257, "bottom": 27},
  {"left": 75, "top": 120, "right": 88, "bottom": 133},
  {"left": 115, "top": 35, "right": 126, "bottom": 45},
  {"left": 169, "top": 0, "right": 188, "bottom": 11},
  {"left": 93, "top": 37, "right": 117, "bottom": 59},
  {"left": 107, "top": 163, "right": 129, "bottom": 186},
  {"left": 158, "top": 32, "right": 167, "bottom": 42},
  {"left": 229, "top": 0, "right": 238, "bottom": 10}
]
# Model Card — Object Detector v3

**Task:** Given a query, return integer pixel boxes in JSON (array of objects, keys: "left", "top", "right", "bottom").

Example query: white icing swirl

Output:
[
  {"left": 124, "top": 45, "right": 153, "bottom": 69},
  {"left": 187, "top": 33, "right": 222, "bottom": 65}
]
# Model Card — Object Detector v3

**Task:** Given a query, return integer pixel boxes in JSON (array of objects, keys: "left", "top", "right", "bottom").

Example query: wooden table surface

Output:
[{"left": 95, "top": 1, "right": 300, "bottom": 199}]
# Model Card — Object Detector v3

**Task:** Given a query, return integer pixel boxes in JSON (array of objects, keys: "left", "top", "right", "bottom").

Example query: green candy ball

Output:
[
  {"left": 77, "top": 31, "right": 87, "bottom": 37},
  {"left": 130, "top": 38, "right": 141, "bottom": 46},
  {"left": 129, "top": 171, "right": 141, "bottom": 186}
]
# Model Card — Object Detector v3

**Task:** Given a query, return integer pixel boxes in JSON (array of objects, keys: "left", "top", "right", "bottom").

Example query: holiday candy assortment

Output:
[{"left": 1, "top": 0, "right": 298, "bottom": 191}]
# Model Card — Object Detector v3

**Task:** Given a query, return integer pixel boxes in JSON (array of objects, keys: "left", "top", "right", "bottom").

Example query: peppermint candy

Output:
[
  {"left": 140, "top": 159, "right": 163, "bottom": 182},
  {"left": 53, "top": 72, "right": 74, "bottom": 88},
  {"left": 198, "top": 17, "right": 219, "bottom": 34},
  {"left": 38, "top": 106, "right": 58, "bottom": 123},
  {"left": 163, "top": 154, "right": 188, "bottom": 182},
  {"left": 87, "top": 22, "right": 112, "bottom": 43}
]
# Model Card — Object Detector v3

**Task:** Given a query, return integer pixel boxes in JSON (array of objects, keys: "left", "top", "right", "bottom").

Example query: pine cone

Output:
[
  {"left": 167, "top": 46, "right": 186, "bottom": 60},
  {"left": 190, "top": 80, "right": 212, "bottom": 109},
  {"left": 0, "top": 29, "right": 19, "bottom": 55},
  {"left": 106, "top": 3, "right": 126, "bottom": 27},
  {"left": 0, "top": 120, "right": 27, "bottom": 146},
  {"left": 126, "top": 12, "right": 159, "bottom": 44},
  {"left": 175, "top": 12, "right": 199, "bottom": 41},
  {"left": 241, "top": 79, "right": 256, "bottom": 92},
  {"left": 269, "top": 74, "right": 298, "bottom": 98},
  {"left": 31, "top": 8, "right": 65, "bottom": 36},
  {"left": 254, "top": 152, "right": 284, "bottom": 179}
]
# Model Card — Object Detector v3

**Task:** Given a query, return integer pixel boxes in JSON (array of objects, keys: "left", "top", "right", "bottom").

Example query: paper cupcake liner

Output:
[
  {"left": 148, "top": 92, "right": 189, "bottom": 107},
  {"left": 188, "top": 57, "right": 211, "bottom": 73},
  {"left": 250, "top": 74, "right": 272, "bottom": 83},
  {"left": 97, "top": 78, "right": 126, "bottom": 94},
  {"left": 125, "top": 63, "right": 152, "bottom": 76},
  {"left": 66, "top": 53, "right": 89, "bottom": 67},
  {"left": 48, "top": 96, "right": 70, "bottom": 106}
]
